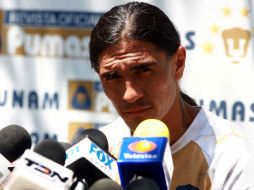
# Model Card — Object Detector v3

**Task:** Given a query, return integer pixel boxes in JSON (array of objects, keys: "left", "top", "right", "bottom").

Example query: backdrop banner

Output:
[{"left": 0, "top": 0, "right": 253, "bottom": 145}]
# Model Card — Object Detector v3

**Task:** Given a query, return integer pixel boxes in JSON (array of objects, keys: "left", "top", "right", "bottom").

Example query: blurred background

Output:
[{"left": 0, "top": 0, "right": 253, "bottom": 145}]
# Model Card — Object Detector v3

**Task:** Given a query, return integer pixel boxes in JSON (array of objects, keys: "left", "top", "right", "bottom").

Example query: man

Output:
[{"left": 89, "top": 2, "right": 249, "bottom": 189}]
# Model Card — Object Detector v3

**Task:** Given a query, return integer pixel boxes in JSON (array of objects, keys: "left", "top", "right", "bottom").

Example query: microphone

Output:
[
  {"left": 34, "top": 139, "right": 67, "bottom": 165},
  {"left": 117, "top": 119, "right": 173, "bottom": 190},
  {"left": 0, "top": 154, "right": 11, "bottom": 185},
  {"left": 125, "top": 177, "right": 161, "bottom": 190},
  {"left": 89, "top": 178, "right": 123, "bottom": 190},
  {"left": 65, "top": 128, "right": 119, "bottom": 188},
  {"left": 71, "top": 128, "right": 109, "bottom": 151},
  {"left": 3, "top": 140, "right": 74, "bottom": 190},
  {"left": 0, "top": 124, "right": 32, "bottom": 162},
  {"left": 60, "top": 142, "right": 72, "bottom": 150},
  {"left": 133, "top": 119, "right": 170, "bottom": 139},
  {"left": 0, "top": 124, "right": 32, "bottom": 185}
]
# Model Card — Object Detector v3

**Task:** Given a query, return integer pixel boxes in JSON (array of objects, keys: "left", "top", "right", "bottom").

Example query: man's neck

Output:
[{"left": 163, "top": 96, "right": 200, "bottom": 145}]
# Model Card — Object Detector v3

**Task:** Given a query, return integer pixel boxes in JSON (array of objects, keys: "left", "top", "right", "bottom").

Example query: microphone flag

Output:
[
  {"left": 117, "top": 137, "right": 173, "bottom": 190},
  {"left": 65, "top": 137, "right": 119, "bottom": 182}
]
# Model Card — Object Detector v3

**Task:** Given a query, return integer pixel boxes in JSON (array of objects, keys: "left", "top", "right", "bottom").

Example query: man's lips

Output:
[{"left": 123, "top": 106, "right": 152, "bottom": 114}]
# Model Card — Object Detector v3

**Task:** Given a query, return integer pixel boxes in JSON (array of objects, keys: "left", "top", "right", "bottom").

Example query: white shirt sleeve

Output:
[{"left": 209, "top": 136, "right": 250, "bottom": 190}]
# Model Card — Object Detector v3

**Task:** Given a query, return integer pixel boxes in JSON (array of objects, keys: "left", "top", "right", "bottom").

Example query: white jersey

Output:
[{"left": 100, "top": 107, "right": 251, "bottom": 190}]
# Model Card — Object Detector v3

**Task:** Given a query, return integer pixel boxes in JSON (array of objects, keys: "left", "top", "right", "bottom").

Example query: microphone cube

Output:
[
  {"left": 4, "top": 150, "right": 74, "bottom": 190},
  {"left": 117, "top": 137, "right": 173, "bottom": 190}
]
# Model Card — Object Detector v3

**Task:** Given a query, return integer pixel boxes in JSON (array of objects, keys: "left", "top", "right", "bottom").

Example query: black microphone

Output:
[
  {"left": 4, "top": 140, "right": 74, "bottom": 189},
  {"left": 33, "top": 139, "right": 66, "bottom": 165},
  {"left": 60, "top": 142, "right": 72, "bottom": 151},
  {"left": 89, "top": 178, "right": 123, "bottom": 190},
  {"left": 65, "top": 128, "right": 119, "bottom": 188},
  {"left": 71, "top": 128, "right": 109, "bottom": 151},
  {"left": 0, "top": 124, "right": 31, "bottom": 185},
  {"left": 125, "top": 177, "right": 161, "bottom": 190},
  {"left": 0, "top": 124, "right": 32, "bottom": 162}
]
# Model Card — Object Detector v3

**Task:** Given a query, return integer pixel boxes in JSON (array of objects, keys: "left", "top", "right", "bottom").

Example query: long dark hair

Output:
[
  {"left": 89, "top": 1, "right": 180, "bottom": 72},
  {"left": 89, "top": 1, "right": 197, "bottom": 106}
]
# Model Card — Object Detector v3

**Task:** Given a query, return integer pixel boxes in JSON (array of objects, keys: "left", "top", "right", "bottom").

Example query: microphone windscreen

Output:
[
  {"left": 59, "top": 142, "right": 72, "bottom": 150},
  {"left": 89, "top": 178, "right": 123, "bottom": 190},
  {"left": 67, "top": 154, "right": 108, "bottom": 187},
  {"left": 0, "top": 124, "right": 32, "bottom": 162},
  {"left": 118, "top": 119, "right": 173, "bottom": 190},
  {"left": 133, "top": 119, "right": 170, "bottom": 140},
  {"left": 66, "top": 128, "right": 118, "bottom": 187},
  {"left": 125, "top": 177, "right": 161, "bottom": 190},
  {"left": 71, "top": 128, "right": 109, "bottom": 150},
  {"left": 33, "top": 139, "right": 66, "bottom": 165}
]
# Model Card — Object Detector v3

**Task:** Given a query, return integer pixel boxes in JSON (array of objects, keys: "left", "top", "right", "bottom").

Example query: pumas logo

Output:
[
  {"left": 68, "top": 80, "right": 115, "bottom": 112},
  {"left": 222, "top": 27, "right": 251, "bottom": 63},
  {"left": 128, "top": 140, "right": 157, "bottom": 153},
  {"left": 68, "top": 80, "right": 94, "bottom": 111},
  {"left": 200, "top": 4, "right": 253, "bottom": 64},
  {"left": 71, "top": 85, "right": 92, "bottom": 110}
]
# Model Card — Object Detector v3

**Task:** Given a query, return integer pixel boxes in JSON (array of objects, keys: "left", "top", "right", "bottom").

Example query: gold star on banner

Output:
[
  {"left": 210, "top": 24, "right": 220, "bottom": 34},
  {"left": 240, "top": 7, "right": 249, "bottom": 17},
  {"left": 223, "top": 6, "right": 232, "bottom": 17},
  {"left": 201, "top": 42, "right": 214, "bottom": 54}
]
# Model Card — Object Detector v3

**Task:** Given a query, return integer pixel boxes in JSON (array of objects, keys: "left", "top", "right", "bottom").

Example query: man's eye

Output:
[
  {"left": 135, "top": 66, "right": 152, "bottom": 73},
  {"left": 103, "top": 72, "right": 120, "bottom": 81}
]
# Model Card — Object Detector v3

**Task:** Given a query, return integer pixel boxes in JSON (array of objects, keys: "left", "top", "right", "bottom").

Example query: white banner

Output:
[{"left": 0, "top": 0, "right": 253, "bottom": 144}]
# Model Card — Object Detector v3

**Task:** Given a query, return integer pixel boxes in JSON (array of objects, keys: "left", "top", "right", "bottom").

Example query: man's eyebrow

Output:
[
  {"left": 100, "top": 70, "right": 117, "bottom": 78},
  {"left": 130, "top": 62, "right": 155, "bottom": 70},
  {"left": 100, "top": 62, "right": 155, "bottom": 77}
]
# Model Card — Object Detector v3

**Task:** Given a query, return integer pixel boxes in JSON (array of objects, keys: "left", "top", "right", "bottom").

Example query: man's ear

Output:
[{"left": 174, "top": 46, "right": 186, "bottom": 80}]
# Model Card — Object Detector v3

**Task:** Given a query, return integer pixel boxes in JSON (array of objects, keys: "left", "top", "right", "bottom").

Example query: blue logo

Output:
[
  {"left": 71, "top": 86, "right": 91, "bottom": 110},
  {"left": 89, "top": 143, "right": 113, "bottom": 170}
]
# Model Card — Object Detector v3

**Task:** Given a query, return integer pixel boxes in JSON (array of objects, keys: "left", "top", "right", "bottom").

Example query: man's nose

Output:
[{"left": 123, "top": 80, "right": 143, "bottom": 103}]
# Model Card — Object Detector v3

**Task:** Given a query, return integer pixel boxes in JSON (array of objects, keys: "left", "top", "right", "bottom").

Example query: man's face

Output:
[{"left": 98, "top": 39, "right": 184, "bottom": 131}]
